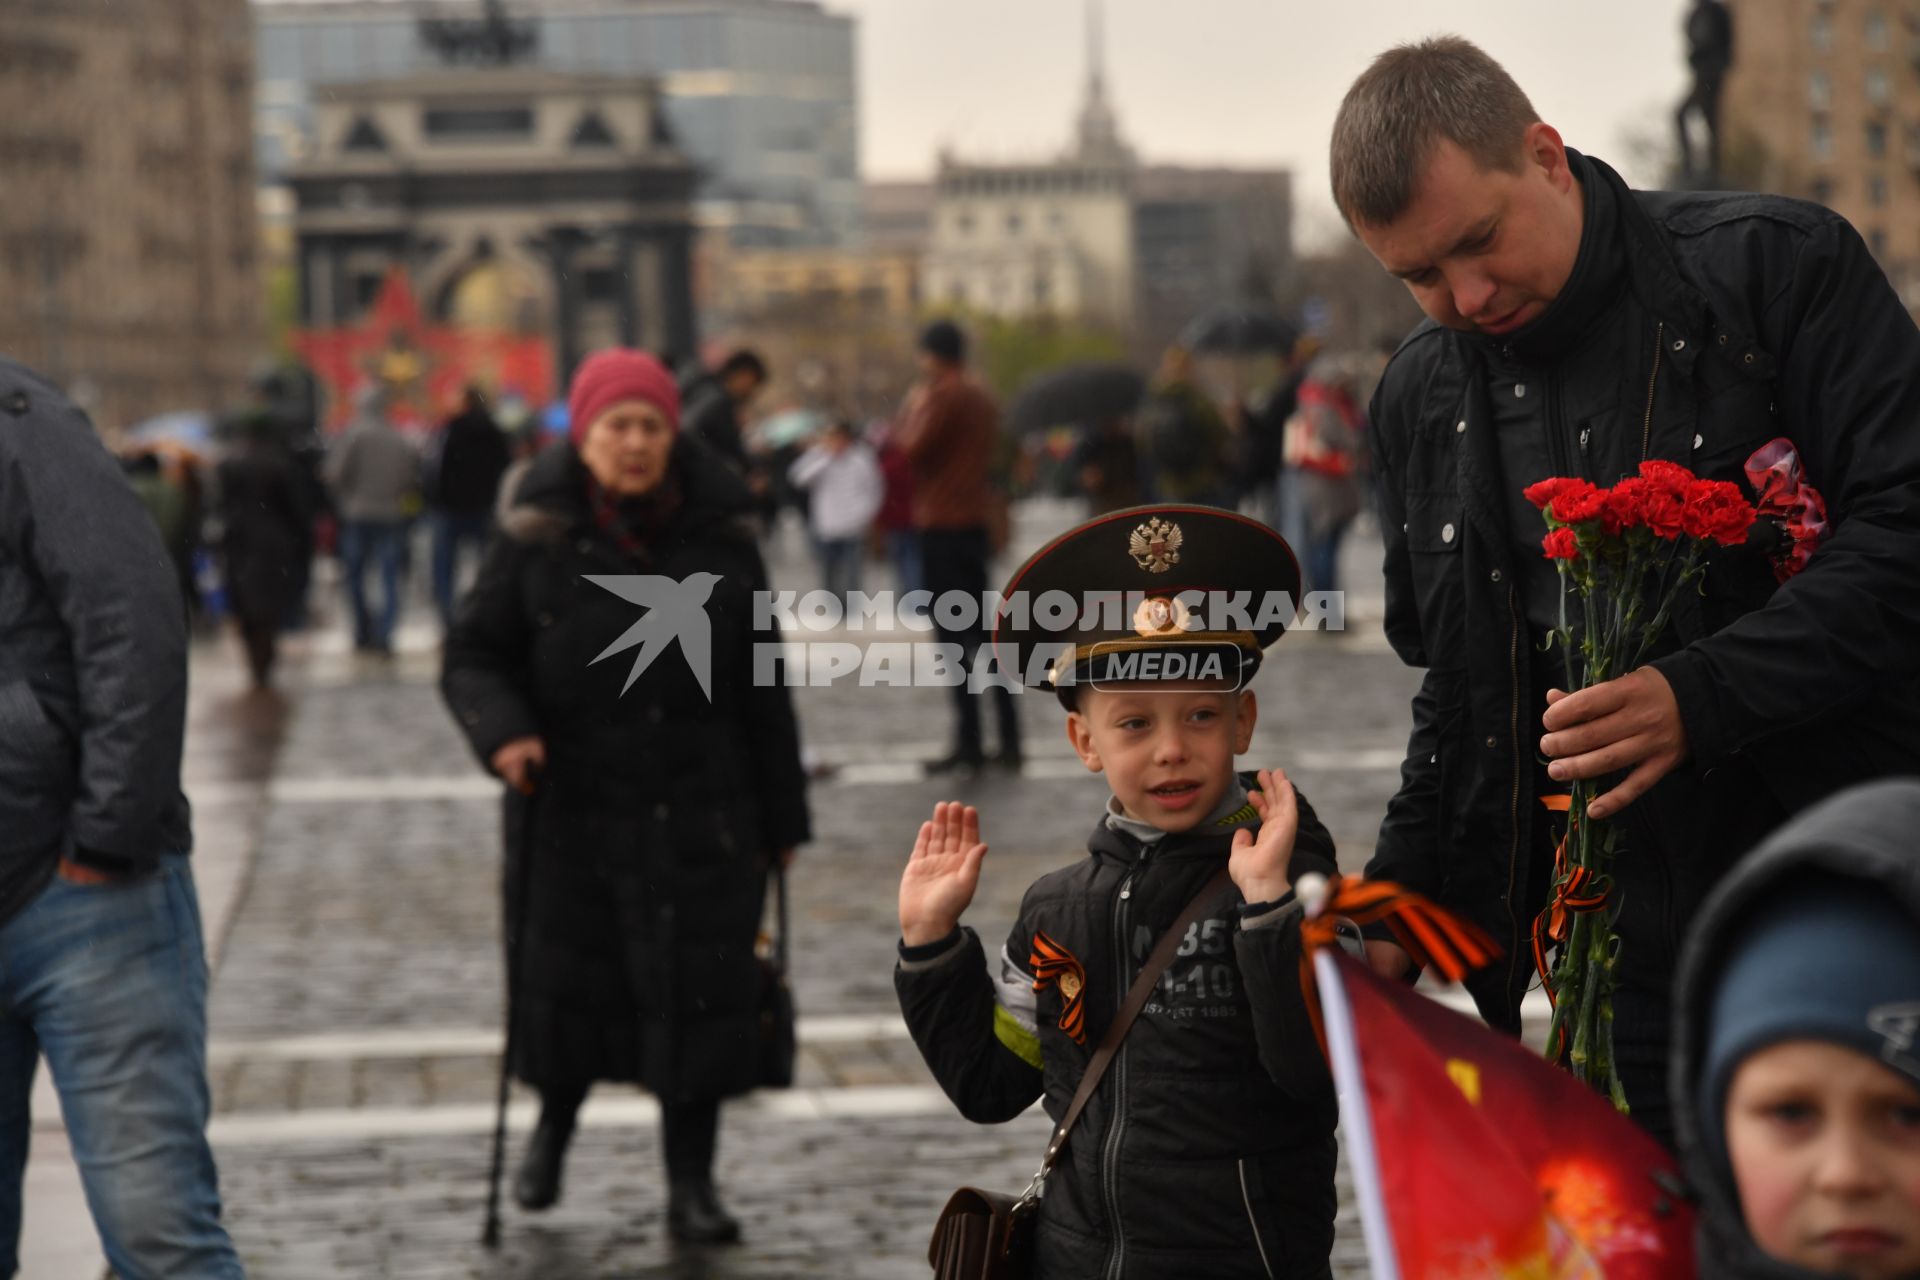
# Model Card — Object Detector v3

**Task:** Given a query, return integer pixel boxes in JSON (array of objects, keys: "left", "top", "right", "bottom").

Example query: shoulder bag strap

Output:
[{"left": 1033, "top": 864, "right": 1235, "bottom": 1181}]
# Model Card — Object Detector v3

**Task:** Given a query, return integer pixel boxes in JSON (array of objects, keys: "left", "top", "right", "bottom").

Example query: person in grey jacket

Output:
[
  {"left": 0, "top": 359, "right": 243, "bottom": 1277},
  {"left": 323, "top": 387, "right": 420, "bottom": 653}
]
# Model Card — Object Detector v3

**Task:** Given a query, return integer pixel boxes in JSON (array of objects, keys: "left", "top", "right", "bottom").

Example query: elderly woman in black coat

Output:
[{"left": 442, "top": 349, "right": 810, "bottom": 1244}]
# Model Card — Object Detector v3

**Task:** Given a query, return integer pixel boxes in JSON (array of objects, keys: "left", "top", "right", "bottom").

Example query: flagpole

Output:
[{"left": 1309, "top": 907, "right": 1401, "bottom": 1280}]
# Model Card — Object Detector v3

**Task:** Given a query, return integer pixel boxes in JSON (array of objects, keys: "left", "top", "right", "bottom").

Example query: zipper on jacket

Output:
[
  {"left": 1101, "top": 851, "right": 1147, "bottom": 1280},
  {"left": 1238, "top": 1158, "right": 1277, "bottom": 1279},
  {"left": 1503, "top": 586, "right": 1527, "bottom": 1012},
  {"left": 1639, "top": 321, "right": 1665, "bottom": 463}
]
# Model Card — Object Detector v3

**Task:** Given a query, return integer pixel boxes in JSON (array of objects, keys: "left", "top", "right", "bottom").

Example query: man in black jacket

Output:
[
  {"left": 427, "top": 384, "right": 511, "bottom": 630},
  {"left": 1336, "top": 37, "right": 1920, "bottom": 1142},
  {"left": 0, "top": 360, "right": 243, "bottom": 1275},
  {"left": 680, "top": 349, "right": 767, "bottom": 478}
]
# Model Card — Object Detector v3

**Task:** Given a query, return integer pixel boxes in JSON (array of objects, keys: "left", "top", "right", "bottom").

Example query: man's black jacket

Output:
[
  {"left": 1366, "top": 153, "right": 1920, "bottom": 1025},
  {"left": 0, "top": 358, "right": 193, "bottom": 925},
  {"left": 896, "top": 783, "right": 1340, "bottom": 1279}
]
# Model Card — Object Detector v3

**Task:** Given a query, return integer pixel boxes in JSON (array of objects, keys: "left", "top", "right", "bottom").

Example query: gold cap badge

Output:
[
  {"left": 1129, "top": 517, "right": 1183, "bottom": 573},
  {"left": 1132, "top": 594, "right": 1192, "bottom": 637}
]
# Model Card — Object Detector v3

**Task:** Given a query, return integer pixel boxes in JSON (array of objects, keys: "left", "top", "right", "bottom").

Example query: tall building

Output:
[
  {"left": 0, "top": 1, "right": 261, "bottom": 430},
  {"left": 920, "top": 5, "right": 1138, "bottom": 329},
  {"left": 1721, "top": 0, "right": 1920, "bottom": 311},
  {"left": 918, "top": 1, "right": 1293, "bottom": 340},
  {"left": 1134, "top": 165, "right": 1294, "bottom": 352},
  {"left": 254, "top": 0, "right": 860, "bottom": 248}
]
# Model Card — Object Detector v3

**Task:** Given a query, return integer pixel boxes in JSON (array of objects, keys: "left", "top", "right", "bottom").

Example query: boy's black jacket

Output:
[{"left": 897, "top": 779, "right": 1341, "bottom": 1280}]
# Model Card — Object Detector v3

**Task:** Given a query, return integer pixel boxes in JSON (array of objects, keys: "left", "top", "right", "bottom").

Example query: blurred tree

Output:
[
  {"left": 264, "top": 261, "right": 301, "bottom": 359},
  {"left": 967, "top": 312, "right": 1129, "bottom": 403}
]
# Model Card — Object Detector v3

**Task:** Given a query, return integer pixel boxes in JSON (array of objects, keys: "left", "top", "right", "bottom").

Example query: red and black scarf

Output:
[{"left": 583, "top": 468, "right": 682, "bottom": 565}]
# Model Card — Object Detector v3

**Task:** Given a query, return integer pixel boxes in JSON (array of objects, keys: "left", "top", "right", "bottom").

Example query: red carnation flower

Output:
[
  {"left": 1524, "top": 477, "right": 1580, "bottom": 511},
  {"left": 1639, "top": 486, "right": 1687, "bottom": 539},
  {"left": 1681, "top": 479, "right": 1757, "bottom": 546},
  {"left": 1638, "top": 459, "right": 1696, "bottom": 494},
  {"left": 1602, "top": 478, "right": 1652, "bottom": 535},
  {"left": 1547, "top": 479, "right": 1607, "bottom": 525},
  {"left": 1542, "top": 527, "right": 1580, "bottom": 561}
]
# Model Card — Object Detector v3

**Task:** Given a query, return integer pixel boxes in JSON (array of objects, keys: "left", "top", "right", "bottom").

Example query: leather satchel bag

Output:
[
  {"left": 756, "top": 866, "right": 797, "bottom": 1089},
  {"left": 926, "top": 866, "right": 1234, "bottom": 1279}
]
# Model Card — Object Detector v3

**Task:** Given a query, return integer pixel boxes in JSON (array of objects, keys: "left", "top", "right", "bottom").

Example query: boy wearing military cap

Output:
[{"left": 895, "top": 505, "right": 1341, "bottom": 1279}]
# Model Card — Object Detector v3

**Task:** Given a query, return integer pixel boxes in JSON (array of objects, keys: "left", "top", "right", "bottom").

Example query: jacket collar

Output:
[
  {"left": 500, "top": 434, "right": 754, "bottom": 547},
  {"left": 1087, "top": 773, "right": 1262, "bottom": 863}
]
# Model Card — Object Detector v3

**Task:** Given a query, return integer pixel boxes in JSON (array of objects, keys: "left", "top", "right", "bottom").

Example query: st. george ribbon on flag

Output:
[{"left": 1298, "top": 875, "right": 1696, "bottom": 1280}]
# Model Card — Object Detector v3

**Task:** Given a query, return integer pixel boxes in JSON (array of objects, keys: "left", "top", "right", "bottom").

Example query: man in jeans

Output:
[
  {"left": 899, "top": 321, "right": 1022, "bottom": 775},
  {"left": 0, "top": 360, "right": 243, "bottom": 1277},
  {"left": 324, "top": 386, "right": 419, "bottom": 654}
]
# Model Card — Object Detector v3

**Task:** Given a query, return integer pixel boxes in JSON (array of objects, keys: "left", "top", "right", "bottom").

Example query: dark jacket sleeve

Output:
[
  {"left": 738, "top": 537, "right": 811, "bottom": 852},
  {"left": 0, "top": 388, "right": 188, "bottom": 870},
  {"left": 1362, "top": 361, "right": 1448, "bottom": 897},
  {"left": 1233, "top": 789, "right": 1338, "bottom": 1102},
  {"left": 1653, "top": 215, "right": 1920, "bottom": 766},
  {"left": 896, "top": 922, "right": 1045, "bottom": 1125},
  {"left": 440, "top": 533, "right": 542, "bottom": 769}
]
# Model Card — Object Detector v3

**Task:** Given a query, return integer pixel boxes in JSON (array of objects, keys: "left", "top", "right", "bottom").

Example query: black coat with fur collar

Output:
[{"left": 442, "top": 438, "right": 809, "bottom": 1095}]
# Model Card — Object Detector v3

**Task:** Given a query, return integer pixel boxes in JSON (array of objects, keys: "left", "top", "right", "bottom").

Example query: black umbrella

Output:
[
  {"left": 1178, "top": 303, "right": 1300, "bottom": 356},
  {"left": 1006, "top": 362, "right": 1147, "bottom": 434}
]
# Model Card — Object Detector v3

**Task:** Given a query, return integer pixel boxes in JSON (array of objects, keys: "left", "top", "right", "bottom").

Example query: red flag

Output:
[{"left": 1314, "top": 950, "right": 1694, "bottom": 1279}]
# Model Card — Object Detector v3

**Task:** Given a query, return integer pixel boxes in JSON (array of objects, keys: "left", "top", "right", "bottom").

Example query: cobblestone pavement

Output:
[{"left": 185, "top": 503, "right": 1429, "bottom": 1278}]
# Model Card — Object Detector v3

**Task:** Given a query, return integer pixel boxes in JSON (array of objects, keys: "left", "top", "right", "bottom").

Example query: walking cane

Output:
[{"left": 482, "top": 779, "right": 540, "bottom": 1249}]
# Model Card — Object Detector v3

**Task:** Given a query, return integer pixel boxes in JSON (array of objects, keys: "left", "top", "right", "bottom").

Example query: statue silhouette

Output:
[{"left": 1676, "top": 0, "right": 1734, "bottom": 187}]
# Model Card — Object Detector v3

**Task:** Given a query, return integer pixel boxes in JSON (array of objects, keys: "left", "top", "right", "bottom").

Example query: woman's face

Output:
[
  {"left": 579, "top": 399, "right": 675, "bottom": 497},
  {"left": 1726, "top": 1040, "right": 1920, "bottom": 1279}
]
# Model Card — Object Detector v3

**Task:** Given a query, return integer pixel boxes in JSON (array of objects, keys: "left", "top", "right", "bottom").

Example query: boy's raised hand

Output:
[
  {"left": 1229, "top": 768, "right": 1298, "bottom": 905},
  {"left": 898, "top": 801, "right": 988, "bottom": 947}
]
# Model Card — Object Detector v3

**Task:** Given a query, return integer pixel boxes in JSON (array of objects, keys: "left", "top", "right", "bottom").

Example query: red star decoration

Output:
[{"left": 292, "top": 267, "right": 555, "bottom": 432}]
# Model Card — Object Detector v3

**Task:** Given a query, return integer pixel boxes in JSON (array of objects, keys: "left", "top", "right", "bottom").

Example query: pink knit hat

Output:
[{"left": 567, "top": 349, "right": 682, "bottom": 446}]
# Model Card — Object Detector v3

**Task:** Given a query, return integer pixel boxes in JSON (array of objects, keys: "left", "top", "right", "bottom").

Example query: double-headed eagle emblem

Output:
[{"left": 1128, "top": 517, "right": 1183, "bottom": 573}]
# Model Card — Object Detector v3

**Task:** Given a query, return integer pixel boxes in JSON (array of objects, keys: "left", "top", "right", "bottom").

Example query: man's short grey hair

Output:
[{"left": 1330, "top": 36, "right": 1541, "bottom": 228}]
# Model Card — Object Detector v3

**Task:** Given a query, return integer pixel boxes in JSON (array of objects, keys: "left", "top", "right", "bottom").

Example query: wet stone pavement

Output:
[{"left": 195, "top": 503, "right": 1414, "bottom": 1278}]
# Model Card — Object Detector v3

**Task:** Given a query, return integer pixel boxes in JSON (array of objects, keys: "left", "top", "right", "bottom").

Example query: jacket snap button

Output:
[
  {"left": 1490, "top": 569, "right": 1502, "bottom": 583},
  {"left": 1440, "top": 522, "right": 1456, "bottom": 544},
  {"left": 1672, "top": 338, "right": 1686, "bottom": 352},
  {"left": 1693, "top": 434, "right": 1703, "bottom": 449},
  {"left": 1484, "top": 736, "right": 1498, "bottom": 749},
  {"left": 1718, "top": 334, "right": 1728, "bottom": 345},
  {"left": 1401, "top": 522, "right": 1409, "bottom": 533},
  {"left": 1455, "top": 419, "right": 1466, "bottom": 434},
  {"left": 1743, "top": 353, "right": 1755, "bottom": 364},
  {"left": 1513, "top": 383, "right": 1527, "bottom": 398}
]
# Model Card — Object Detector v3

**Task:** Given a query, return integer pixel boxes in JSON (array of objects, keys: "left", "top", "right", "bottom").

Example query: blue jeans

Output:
[
  {"left": 0, "top": 856, "right": 241, "bottom": 1278},
  {"left": 430, "top": 510, "right": 492, "bottom": 629},
  {"left": 339, "top": 519, "right": 404, "bottom": 649},
  {"left": 885, "top": 529, "right": 922, "bottom": 596},
  {"left": 814, "top": 535, "right": 864, "bottom": 602}
]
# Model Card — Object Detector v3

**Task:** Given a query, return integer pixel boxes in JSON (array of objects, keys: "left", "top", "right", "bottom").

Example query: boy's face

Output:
[
  {"left": 1726, "top": 1040, "right": 1920, "bottom": 1279},
  {"left": 1065, "top": 684, "right": 1256, "bottom": 834}
]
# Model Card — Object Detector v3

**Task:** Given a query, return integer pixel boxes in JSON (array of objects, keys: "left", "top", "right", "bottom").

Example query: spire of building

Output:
[{"left": 1074, "top": 0, "right": 1133, "bottom": 166}]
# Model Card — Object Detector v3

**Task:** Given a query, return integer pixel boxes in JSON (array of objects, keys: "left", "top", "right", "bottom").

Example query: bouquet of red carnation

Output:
[{"left": 1525, "top": 459, "right": 1757, "bottom": 1109}]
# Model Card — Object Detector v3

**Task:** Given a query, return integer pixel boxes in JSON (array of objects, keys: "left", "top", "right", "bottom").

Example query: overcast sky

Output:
[{"left": 832, "top": 0, "right": 1692, "bottom": 249}]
